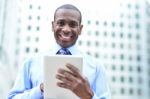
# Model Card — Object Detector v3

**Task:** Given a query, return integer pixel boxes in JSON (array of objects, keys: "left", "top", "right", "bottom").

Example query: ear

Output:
[
  {"left": 79, "top": 24, "right": 83, "bottom": 35},
  {"left": 52, "top": 21, "right": 54, "bottom": 32}
]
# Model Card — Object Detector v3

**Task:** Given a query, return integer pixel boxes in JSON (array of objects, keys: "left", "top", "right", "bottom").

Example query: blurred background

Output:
[{"left": 0, "top": 0, "right": 150, "bottom": 99}]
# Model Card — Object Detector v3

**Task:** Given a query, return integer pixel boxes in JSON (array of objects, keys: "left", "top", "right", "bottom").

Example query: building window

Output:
[{"left": 25, "top": 47, "right": 30, "bottom": 53}]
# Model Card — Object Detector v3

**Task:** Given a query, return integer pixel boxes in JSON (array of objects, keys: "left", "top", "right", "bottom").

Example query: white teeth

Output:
[
  {"left": 60, "top": 32, "right": 73, "bottom": 39},
  {"left": 61, "top": 35, "right": 70, "bottom": 39},
  {"left": 60, "top": 33, "right": 73, "bottom": 41},
  {"left": 60, "top": 32, "right": 73, "bottom": 37}
]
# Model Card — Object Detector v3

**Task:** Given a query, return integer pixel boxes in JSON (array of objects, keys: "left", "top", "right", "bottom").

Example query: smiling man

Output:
[
  {"left": 52, "top": 4, "right": 83, "bottom": 48},
  {"left": 8, "top": 4, "right": 111, "bottom": 99}
]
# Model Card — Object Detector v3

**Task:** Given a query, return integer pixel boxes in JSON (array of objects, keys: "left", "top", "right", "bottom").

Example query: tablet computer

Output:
[{"left": 43, "top": 55, "right": 83, "bottom": 99}]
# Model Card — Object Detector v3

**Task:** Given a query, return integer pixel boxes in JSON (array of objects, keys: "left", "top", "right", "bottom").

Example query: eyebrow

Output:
[{"left": 55, "top": 18, "right": 79, "bottom": 24}]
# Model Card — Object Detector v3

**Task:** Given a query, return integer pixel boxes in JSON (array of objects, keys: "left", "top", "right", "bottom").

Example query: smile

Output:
[{"left": 59, "top": 32, "right": 74, "bottom": 41}]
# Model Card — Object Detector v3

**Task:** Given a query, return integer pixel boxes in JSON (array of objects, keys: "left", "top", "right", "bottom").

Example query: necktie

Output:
[{"left": 56, "top": 48, "right": 72, "bottom": 55}]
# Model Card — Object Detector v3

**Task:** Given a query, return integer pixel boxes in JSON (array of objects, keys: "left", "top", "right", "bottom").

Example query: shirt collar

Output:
[{"left": 52, "top": 43, "right": 81, "bottom": 55}]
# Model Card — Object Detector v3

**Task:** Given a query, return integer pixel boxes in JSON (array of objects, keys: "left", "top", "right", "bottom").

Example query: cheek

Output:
[{"left": 53, "top": 26, "right": 61, "bottom": 32}]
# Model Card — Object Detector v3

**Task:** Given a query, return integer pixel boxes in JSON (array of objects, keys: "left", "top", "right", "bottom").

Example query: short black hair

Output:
[{"left": 54, "top": 4, "right": 82, "bottom": 24}]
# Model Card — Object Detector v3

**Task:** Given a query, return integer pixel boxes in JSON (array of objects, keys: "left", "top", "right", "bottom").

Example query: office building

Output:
[{"left": 0, "top": 0, "right": 149, "bottom": 99}]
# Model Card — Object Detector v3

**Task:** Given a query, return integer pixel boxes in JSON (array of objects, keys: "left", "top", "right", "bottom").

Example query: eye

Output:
[
  {"left": 69, "top": 21, "right": 78, "bottom": 28},
  {"left": 57, "top": 20, "right": 65, "bottom": 26}
]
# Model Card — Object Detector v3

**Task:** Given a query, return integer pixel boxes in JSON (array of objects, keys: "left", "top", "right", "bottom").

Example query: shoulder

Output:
[
  {"left": 20, "top": 52, "right": 49, "bottom": 69},
  {"left": 24, "top": 51, "right": 51, "bottom": 61}
]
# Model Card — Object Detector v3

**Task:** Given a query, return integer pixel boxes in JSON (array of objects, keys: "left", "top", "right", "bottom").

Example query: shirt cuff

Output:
[{"left": 30, "top": 84, "right": 44, "bottom": 99}]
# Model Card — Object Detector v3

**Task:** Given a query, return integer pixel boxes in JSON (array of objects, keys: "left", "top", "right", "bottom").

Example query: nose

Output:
[{"left": 62, "top": 25, "right": 71, "bottom": 33}]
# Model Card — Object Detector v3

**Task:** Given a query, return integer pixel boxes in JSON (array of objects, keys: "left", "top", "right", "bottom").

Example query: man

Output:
[{"left": 8, "top": 4, "right": 111, "bottom": 99}]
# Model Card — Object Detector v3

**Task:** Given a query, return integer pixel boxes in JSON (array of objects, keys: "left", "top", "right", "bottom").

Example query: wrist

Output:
[{"left": 82, "top": 90, "right": 94, "bottom": 99}]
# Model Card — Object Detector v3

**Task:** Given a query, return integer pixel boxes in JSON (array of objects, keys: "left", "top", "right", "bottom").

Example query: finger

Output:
[
  {"left": 57, "top": 68, "right": 74, "bottom": 76},
  {"left": 57, "top": 71, "right": 77, "bottom": 83},
  {"left": 57, "top": 68, "right": 66, "bottom": 74},
  {"left": 66, "top": 63, "right": 82, "bottom": 78},
  {"left": 64, "top": 72, "right": 77, "bottom": 82},
  {"left": 56, "top": 70, "right": 79, "bottom": 84},
  {"left": 56, "top": 73, "right": 72, "bottom": 83},
  {"left": 56, "top": 73, "right": 78, "bottom": 91},
  {"left": 57, "top": 82, "right": 71, "bottom": 89}
]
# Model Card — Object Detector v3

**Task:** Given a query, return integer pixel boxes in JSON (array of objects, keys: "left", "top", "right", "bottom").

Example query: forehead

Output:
[{"left": 55, "top": 9, "right": 80, "bottom": 22}]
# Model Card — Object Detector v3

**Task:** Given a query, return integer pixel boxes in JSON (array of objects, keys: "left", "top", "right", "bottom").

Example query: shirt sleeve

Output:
[
  {"left": 7, "top": 58, "right": 43, "bottom": 99},
  {"left": 91, "top": 62, "right": 111, "bottom": 99}
]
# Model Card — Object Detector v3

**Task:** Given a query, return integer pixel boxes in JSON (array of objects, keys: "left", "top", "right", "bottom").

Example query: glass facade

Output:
[{"left": 0, "top": 0, "right": 149, "bottom": 99}]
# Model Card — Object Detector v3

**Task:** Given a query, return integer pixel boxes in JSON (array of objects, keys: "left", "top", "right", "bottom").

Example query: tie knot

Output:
[{"left": 56, "top": 48, "right": 71, "bottom": 55}]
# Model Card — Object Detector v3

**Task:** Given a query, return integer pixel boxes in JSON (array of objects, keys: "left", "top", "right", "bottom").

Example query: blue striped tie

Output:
[{"left": 56, "top": 48, "right": 71, "bottom": 55}]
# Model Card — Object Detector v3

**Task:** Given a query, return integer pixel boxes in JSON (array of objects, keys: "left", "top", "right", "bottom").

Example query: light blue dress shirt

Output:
[{"left": 8, "top": 44, "right": 111, "bottom": 99}]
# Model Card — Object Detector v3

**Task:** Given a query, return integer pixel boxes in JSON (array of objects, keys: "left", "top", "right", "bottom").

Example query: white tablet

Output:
[{"left": 43, "top": 55, "right": 83, "bottom": 99}]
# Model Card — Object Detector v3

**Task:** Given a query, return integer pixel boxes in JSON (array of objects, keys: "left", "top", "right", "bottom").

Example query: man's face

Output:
[{"left": 52, "top": 9, "right": 83, "bottom": 48}]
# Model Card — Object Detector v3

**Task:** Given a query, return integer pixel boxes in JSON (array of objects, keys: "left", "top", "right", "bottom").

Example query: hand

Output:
[
  {"left": 56, "top": 63, "right": 94, "bottom": 99},
  {"left": 40, "top": 83, "right": 44, "bottom": 92}
]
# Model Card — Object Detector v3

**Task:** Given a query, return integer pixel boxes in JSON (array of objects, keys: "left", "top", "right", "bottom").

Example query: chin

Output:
[
  {"left": 60, "top": 43, "right": 73, "bottom": 48},
  {"left": 61, "top": 45, "right": 70, "bottom": 48}
]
